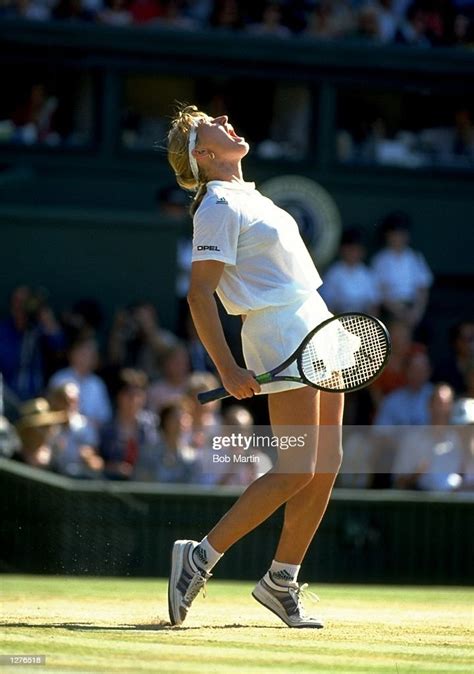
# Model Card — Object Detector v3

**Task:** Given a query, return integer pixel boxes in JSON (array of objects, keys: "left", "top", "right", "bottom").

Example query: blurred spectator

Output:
[
  {"left": 453, "top": 108, "right": 474, "bottom": 160},
  {"left": 108, "top": 301, "right": 177, "bottom": 381},
  {"left": 13, "top": 398, "right": 67, "bottom": 469},
  {"left": 337, "top": 426, "right": 378, "bottom": 488},
  {"left": 155, "top": 185, "right": 192, "bottom": 337},
  {"left": 154, "top": 400, "right": 195, "bottom": 483},
  {"left": 464, "top": 362, "right": 474, "bottom": 398},
  {"left": 255, "top": 83, "right": 311, "bottom": 161},
  {"left": 185, "top": 0, "right": 212, "bottom": 25},
  {"left": 52, "top": 0, "right": 96, "bottom": 20},
  {"left": 10, "top": 0, "right": 52, "bottom": 20},
  {"left": 100, "top": 368, "right": 159, "bottom": 479},
  {"left": 304, "top": 0, "right": 355, "bottom": 40},
  {"left": 61, "top": 297, "right": 104, "bottom": 345},
  {"left": 147, "top": 342, "right": 191, "bottom": 412},
  {"left": 371, "top": 211, "right": 433, "bottom": 328},
  {"left": 184, "top": 371, "right": 222, "bottom": 441},
  {"left": 0, "top": 413, "right": 21, "bottom": 459},
  {"left": 451, "top": 396, "right": 474, "bottom": 425},
  {"left": 218, "top": 405, "right": 272, "bottom": 485},
  {"left": 0, "top": 286, "right": 65, "bottom": 401},
  {"left": 246, "top": 1, "right": 292, "bottom": 38},
  {"left": 451, "top": 396, "right": 474, "bottom": 489},
  {"left": 453, "top": 10, "right": 474, "bottom": 46},
  {"left": 373, "top": 0, "right": 400, "bottom": 42},
  {"left": 181, "top": 308, "right": 215, "bottom": 372},
  {"left": 98, "top": 0, "right": 133, "bottom": 26},
  {"left": 374, "top": 350, "right": 434, "bottom": 425},
  {"left": 433, "top": 320, "right": 474, "bottom": 394},
  {"left": 423, "top": 0, "right": 456, "bottom": 46},
  {"left": 129, "top": 0, "right": 163, "bottom": 23},
  {"left": 8, "top": 82, "right": 59, "bottom": 146},
  {"left": 321, "top": 227, "right": 380, "bottom": 315},
  {"left": 49, "top": 337, "right": 112, "bottom": 427},
  {"left": 156, "top": 184, "right": 189, "bottom": 221},
  {"left": 370, "top": 319, "right": 426, "bottom": 404},
  {"left": 394, "top": 1, "right": 432, "bottom": 44},
  {"left": 153, "top": 0, "right": 197, "bottom": 29},
  {"left": 209, "top": 0, "right": 243, "bottom": 30},
  {"left": 354, "top": 3, "right": 382, "bottom": 40},
  {"left": 392, "top": 383, "right": 464, "bottom": 490},
  {"left": 181, "top": 371, "right": 223, "bottom": 481},
  {"left": 48, "top": 381, "right": 103, "bottom": 478}
]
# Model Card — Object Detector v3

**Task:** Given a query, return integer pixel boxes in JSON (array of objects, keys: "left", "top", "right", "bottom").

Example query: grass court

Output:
[{"left": 1, "top": 576, "right": 472, "bottom": 673}]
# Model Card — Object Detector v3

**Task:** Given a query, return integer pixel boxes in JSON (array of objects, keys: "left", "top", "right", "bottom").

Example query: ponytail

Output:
[
  {"left": 167, "top": 104, "right": 211, "bottom": 218},
  {"left": 190, "top": 182, "right": 208, "bottom": 217}
]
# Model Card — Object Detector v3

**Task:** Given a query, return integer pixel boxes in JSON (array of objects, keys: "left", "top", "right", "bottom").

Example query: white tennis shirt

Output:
[{"left": 191, "top": 180, "right": 322, "bottom": 315}]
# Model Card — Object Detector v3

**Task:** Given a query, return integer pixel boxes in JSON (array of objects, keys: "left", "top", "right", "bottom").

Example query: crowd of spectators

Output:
[
  {"left": 0, "top": 209, "right": 473, "bottom": 490},
  {"left": 1, "top": 0, "right": 473, "bottom": 48}
]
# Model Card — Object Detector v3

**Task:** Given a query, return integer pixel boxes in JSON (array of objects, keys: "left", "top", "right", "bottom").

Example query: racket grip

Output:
[{"left": 198, "top": 386, "right": 230, "bottom": 404}]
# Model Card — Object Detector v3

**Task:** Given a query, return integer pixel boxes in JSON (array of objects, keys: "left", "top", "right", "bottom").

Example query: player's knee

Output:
[
  {"left": 274, "top": 471, "right": 314, "bottom": 501},
  {"left": 334, "top": 443, "right": 343, "bottom": 472},
  {"left": 277, "top": 472, "right": 315, "bottom": 497},
  {"left": 319, "top": 444, "right": 343, "bottom": 474}
]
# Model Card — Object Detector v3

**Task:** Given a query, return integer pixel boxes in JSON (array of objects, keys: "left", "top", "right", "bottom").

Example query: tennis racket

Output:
[{"left": 198, "top": 312, "right": 391, "bottom": 404}]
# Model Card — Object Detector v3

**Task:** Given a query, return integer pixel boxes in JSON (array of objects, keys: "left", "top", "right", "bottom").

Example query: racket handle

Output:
[{"left": 198, "top": 386, "right": 230, "bottom": 404}]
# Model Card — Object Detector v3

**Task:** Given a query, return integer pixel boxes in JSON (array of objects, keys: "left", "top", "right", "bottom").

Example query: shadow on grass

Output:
[{"left": 1, "top": 622, "right": 283, "bottom": 631}]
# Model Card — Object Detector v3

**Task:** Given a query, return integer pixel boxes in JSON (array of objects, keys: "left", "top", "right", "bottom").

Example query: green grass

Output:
[{"left": 1, "top": 576, "right": 473, "bottom": 674}]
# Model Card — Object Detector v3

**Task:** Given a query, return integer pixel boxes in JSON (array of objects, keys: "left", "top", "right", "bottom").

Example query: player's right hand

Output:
[{"left": 219, "top": 365, "right": 261, "bottom": 400}]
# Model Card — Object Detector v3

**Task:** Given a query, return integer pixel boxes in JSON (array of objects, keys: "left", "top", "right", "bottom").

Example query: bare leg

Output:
[
  {"left": 274, "top": 391, "right": 344, "bottom": 564},
  {"left": 207, "top": 386, "right": 321, "bottom": 553}
]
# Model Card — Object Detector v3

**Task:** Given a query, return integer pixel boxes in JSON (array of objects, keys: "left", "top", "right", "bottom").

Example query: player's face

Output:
[{"left": 195, "top": 115, "right": 249, "bottom": 161}]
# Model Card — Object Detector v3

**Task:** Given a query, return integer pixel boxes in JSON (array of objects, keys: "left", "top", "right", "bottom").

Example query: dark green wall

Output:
[
  {"left": 1, "top": 460, "right": 473, "bottom": 584},
  {"left": 0, "top": 208, "right": 179, "bottom": 330},
  {"left": 1, "top": 20, "right": 473, "bottom": 324}
]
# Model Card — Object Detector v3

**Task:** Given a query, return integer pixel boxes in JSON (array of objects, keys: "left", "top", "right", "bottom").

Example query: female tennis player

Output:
[{"left": 167, "top": 105, "right": 344, "bottom": 628}]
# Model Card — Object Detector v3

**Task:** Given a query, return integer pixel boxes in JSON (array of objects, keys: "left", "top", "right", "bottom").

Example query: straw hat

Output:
[{"left": 15, "top": 398, "right": 68, "bottom": 431}]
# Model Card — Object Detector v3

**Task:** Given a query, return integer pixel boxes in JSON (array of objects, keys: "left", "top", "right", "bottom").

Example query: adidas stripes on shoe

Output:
[
  {"left": 168, "top": 540, "right": 211, "bottom": 626},
  {"left": 252, "top": 573, "right": 323, "bottom": 629}
]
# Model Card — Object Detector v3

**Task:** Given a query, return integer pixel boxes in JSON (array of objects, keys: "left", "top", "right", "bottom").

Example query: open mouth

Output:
[{"left": 226, "top": 125, "right": 243, "bottom": 141}]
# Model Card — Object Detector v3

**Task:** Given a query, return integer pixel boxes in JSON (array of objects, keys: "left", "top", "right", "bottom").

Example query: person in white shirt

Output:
[
  {"left": 166, "top": 104, "right": 346, "bottom": 629},
  {"left": 49, "top": 338, "right": 112, "bottom": 428},
  {"left": 371, "top": 211, "right": 433, "bottom": 327},
  {"left": 321, "top": 227, "right": 380, "bottom": 315}
]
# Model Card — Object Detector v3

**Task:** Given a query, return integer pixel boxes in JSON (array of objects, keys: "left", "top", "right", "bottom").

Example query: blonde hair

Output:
[{"left": 168, "top": 104, "right": 210, "bottom": 216}]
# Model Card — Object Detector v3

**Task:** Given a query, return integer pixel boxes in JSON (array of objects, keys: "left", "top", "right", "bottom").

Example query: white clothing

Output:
[
  {"left": 371, "top": 248, "right": 433, "bottom": 303},
  {"left": 393, "top": 428, "right": 464, "bottom": 491},
  {"left": 191, "top": 181, "right": 322, "bottom": 315},
  {"left": 49, "top": 368, "right": 112, "bottom": 426},
  {"left": 191, "top": 181, "right": 328, "bottom": 393},
  {"left": 321, "top": 261, "right": 379, "bottom": 313},
  {"left": 241, "top": 292, "right": 333, "bottom": 393}
]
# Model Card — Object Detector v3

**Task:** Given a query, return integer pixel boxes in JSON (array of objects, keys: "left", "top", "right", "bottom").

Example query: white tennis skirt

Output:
[{"left": 241, "top": 292, "right": 333, "bottom": 394}]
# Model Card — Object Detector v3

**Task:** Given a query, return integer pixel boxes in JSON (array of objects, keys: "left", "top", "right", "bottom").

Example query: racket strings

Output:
[{"left": 300, "top": 315, "right": 389, "bottom": 392}]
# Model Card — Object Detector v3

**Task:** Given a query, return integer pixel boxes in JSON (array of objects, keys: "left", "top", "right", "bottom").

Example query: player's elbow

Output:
[{"left": 187, "top": 285, "right": 213, "bottom": 309}]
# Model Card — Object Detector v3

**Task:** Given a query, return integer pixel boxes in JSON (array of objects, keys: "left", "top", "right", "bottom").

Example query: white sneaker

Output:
[
  {"left": 252, "top": 574, "right": 323, "bottom": 628},
  {"left": 168, "top": 540, "right": 211, "bottom": 626}
]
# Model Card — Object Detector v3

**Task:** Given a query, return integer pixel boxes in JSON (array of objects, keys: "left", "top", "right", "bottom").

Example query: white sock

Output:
[
  {"left": 268, "top": 560, "right": 301, "bottom": 586},
  {"left": 191, "top": 537, "right": 223, "bottom": 572}
]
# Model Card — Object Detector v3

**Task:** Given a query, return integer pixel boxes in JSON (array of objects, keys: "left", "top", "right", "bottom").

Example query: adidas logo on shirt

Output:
[{"left": 215, "top": 197, "right": 228, "bottom": 204}]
